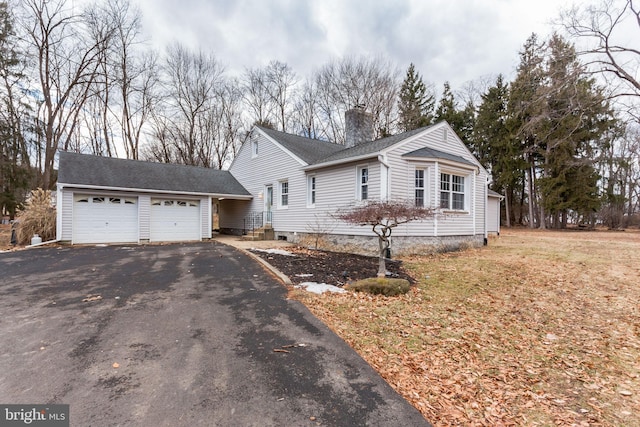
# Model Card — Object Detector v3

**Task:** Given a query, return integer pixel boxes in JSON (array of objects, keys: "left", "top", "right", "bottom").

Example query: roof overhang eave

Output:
[
  {"left": 301, "top": 153, "right": 380, "bottom": 171},
  {"left": 57, "top": 182, "right": 253, "bottom": 200},
  {"left": 403, "top": 156, "right": 479, "bottom": 171}
]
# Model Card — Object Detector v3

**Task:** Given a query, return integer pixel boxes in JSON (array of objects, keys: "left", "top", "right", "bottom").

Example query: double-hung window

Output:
[
  {"left": 280, "top": 180, "right": 289, "bottom": 207},
  {"left": 415, "top": 169, "right": 425, "bottom": 207},
  {"left": 358, "top": 167, "right": 369, "bottom": 200},
  {"left": 440, "top": 173, "right": 465, "bottom": 210},
  {"left": 307, "top": 176, "right": 316, "bottom": 206}
]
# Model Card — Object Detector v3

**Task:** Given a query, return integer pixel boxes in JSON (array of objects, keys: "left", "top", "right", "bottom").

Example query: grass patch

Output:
[
  {"left": 292, "top": 229, "right": 640, "bottom": 426},
  {"left": 346, "top": 277, "right": 410, "bottom": 296}
]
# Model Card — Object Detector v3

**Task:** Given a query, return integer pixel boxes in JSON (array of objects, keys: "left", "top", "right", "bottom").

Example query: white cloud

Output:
[{"left": 135, "top": 0, "right": 566, "bottom": 89}]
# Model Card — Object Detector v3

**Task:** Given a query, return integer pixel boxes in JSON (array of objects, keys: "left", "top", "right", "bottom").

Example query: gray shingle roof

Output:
[
  {"left": 257, "top": 126, "right": 344, "bottom": 164},
  {"left": 58, "top": 151, "right": 251, "bottom": 196},
  {"left": 259, "top": 125, "right": 437, "bottom": 167},
  {"left": 402, "top": 146, "right": 476, "bottom": 167},
  {"left": 314, "top": 126, "right": 431, "bottom": 165},
  {"left": 488, "top": 189, "right": 504, "bottom": 198}
]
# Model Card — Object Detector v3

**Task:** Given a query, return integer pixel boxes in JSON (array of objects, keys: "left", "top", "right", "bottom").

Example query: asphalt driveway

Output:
[{"left": 0, "top": 242, "right": 430, "bottom": 426}]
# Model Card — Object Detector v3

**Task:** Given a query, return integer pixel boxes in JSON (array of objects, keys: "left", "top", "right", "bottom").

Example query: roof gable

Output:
[
  {"left": 58, "top": 152, "right": 250, "bottom": 196},
  {"left": 401, "top": 146, "right": 476, "bottom": 168},
  {"left": 256, "top": 126, "right": 344, "bottom": 165},
  {"left": 312, "top": 126, "right": 430, "bottom": 165}
]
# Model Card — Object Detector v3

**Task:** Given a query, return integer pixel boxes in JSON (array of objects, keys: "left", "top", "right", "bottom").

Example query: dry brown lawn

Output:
[{"left": 292, "top": 228, "right": 640, "bottom": 426}]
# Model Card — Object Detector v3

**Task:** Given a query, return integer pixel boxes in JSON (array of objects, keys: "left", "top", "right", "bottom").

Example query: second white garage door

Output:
[{"left": 150, "top": 199, "right": 201, "bottom": 242}]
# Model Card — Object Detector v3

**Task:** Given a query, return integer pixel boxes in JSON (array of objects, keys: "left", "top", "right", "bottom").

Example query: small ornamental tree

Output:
[{"left": 335, "top": 200, "right": 434, "bottom": 277}]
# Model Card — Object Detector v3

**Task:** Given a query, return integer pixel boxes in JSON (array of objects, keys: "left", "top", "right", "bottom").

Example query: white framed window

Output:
[
  {"left": 440, "top": 173, "right": 466, "bottom": 211},
  {"left": 251, "top": 138, "right": 258, "bottom": 158},
  {"left": 358, "top": 166, "right": 369, "bottom": 200},
  {"left": 415, "top": 169, "right": 425, "bottom": 207},
  {"left": 307, "top": 175, "right": 316, "bottom": 207},
  {"left": 280, "top": 180, "right": 289, "bottom": 207}
]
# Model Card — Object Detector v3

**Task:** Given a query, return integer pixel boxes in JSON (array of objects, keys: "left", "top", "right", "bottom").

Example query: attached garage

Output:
[
  {"left": 150, "top": 199, "right": 200, "bottom": 242},
  {"left": 72, "top": 195, "right": 138, "bottom": 244},
  {"left": 57, "top": 152, "right": 252, "bottom": 245}
]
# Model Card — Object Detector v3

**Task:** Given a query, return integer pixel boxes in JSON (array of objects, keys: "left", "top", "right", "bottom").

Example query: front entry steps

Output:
[{"left": 242, "top": 225, "right": 275, "bottom": 241}]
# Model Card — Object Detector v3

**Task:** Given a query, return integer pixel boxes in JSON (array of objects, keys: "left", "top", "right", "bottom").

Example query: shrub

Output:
[
  {"left": 16, "top": 189, "right": 56, "bottom": 245},
  {"left": 346, "top": 277, "right": 411, "bottom": 296}
]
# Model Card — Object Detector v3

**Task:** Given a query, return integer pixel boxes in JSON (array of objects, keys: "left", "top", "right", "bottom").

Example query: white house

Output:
[
  {"left": 56, "top": 110, "right": 497, "bottom": 255},
  {"left": 225, "top": 111, "right": 490, "bottom": 255}
]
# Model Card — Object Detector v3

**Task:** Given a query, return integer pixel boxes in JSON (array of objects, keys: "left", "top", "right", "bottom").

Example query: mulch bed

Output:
[{"left": 249, "top": 246, "right": 415, "bottom": 286}]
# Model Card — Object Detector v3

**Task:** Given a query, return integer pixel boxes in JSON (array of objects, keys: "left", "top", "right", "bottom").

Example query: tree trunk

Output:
[
  {"left": 504, "top": 191, "right": 511, "bottom": 228},
  {"left": 377, "top": 237, "right": 387, "bottom": 278},
  {"left": 527, "top": 166, "right": 535, "bottom": 228}
]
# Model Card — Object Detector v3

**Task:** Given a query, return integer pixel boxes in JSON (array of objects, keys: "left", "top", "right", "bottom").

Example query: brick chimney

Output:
[{"left": 345, "top": 105, "right": 373, "bottom": 147}]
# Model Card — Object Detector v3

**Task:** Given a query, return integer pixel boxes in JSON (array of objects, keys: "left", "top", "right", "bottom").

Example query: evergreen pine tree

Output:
[
  {"left": 397, "top": 63, "right": 434, "bottom": 132},
  {"left": 508, "top": 33, "right": 546, "bottom": 227},
  {"left": 474, "top": 75, "right": 526, "bottom": 227},
  {"left": 435, "top": 82, "right": 473, "bottom": 146},
  {"left": 526, "top": 34, "right": 616, "bottom": 228}
]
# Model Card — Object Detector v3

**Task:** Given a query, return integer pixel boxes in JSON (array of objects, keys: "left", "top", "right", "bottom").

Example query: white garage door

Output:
[
  {"left": 73, "top": 195, "right": 139, "bottom": 244},
  {"left": 150, "top": 199, "right": 200, "bottom": 242}
]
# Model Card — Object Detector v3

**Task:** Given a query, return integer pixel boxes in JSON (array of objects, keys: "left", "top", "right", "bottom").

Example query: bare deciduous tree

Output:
[
  {"left": 264, "top": 60, "right": 297, "bottom": 132},
  {"left": 160, "top": 43, "right": 224, "bottom": 166},
  {"left": 291, "top": 78, "right": 319, "bottom": 138},
  {"left": 241, "top": 66, "right": 274, "bottom": 127},
  {"left": 559, "top": 0, "right": 640, "bottom": 98},
  {"left": 313, "top": 56, "right": 400, "bottom": 144},
  {"left": 20, "top": 0, "right": 114, "bottom": 188}
]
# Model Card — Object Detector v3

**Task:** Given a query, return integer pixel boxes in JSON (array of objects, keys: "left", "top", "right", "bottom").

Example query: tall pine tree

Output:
[
  {"left": 473, "top": 75, "right": 525, "bottom": 226},
  {"left": 435, "top": 81, "right": 473, "bottom": 146},
  {"left": 397, "top": 63, "right": 434, "bottom": 132},
  {"left": 508, "top": 33, "right": 546, "bottom": 227}
]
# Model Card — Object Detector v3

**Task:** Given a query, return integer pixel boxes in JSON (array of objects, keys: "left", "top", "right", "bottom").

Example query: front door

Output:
[{"left": 264, "top": 185, "right": 273, "bottom": 224}]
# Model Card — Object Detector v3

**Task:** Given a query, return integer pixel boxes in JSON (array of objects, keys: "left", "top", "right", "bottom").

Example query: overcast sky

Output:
[{"left": 133, "top": 0, "right": 565, "bottom": 93}]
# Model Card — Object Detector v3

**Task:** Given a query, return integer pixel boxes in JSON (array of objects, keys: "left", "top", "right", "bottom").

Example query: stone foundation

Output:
[{"left": 274, "top": 231, "right": 485, "bottom": 257}]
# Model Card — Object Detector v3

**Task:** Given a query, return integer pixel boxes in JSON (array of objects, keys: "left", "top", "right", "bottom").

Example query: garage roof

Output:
[{"left": 58, "top": 152, "right": 251, "bottom": 197}]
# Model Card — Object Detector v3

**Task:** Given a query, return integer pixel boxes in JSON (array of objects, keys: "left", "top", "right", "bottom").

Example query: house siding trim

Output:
[{"left": 57, "top": 183, "right": 252, "bottom": 200}]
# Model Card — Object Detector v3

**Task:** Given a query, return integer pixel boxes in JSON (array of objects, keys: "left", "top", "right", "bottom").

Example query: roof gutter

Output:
[
  {"left": 57, "top": 183, "right": 253, "bottom": 200},
  {"left": 402, "top": 156, "right": 479, "bottom": 172},
  {"left": 302, "top": 153, "right": 379, "bottom": 171}
]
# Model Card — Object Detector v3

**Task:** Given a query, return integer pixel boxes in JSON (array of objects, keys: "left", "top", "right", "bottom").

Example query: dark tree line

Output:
[{"left": 0, "top": 0, "right": 638, "bottom": 227}]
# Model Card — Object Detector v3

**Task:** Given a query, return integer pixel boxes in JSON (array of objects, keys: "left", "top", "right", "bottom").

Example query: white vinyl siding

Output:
[
  {"left": 226, "top": 122, "right": 487, "bottom": 239},
  {"left": 385, "top": 123, "right": 486, "bottom": 237},
  {"left": 226, "top": 129, "right": 310, "bottom": 233},
  {"left": 59, "top": 189, "right": 73, "bottom": 241}
]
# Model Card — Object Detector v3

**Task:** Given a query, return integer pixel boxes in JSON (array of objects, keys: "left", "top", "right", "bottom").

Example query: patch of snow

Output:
[
  {"left": 295, "top": 282, "right": 347, "bottom": 294},
  {"left": 251, "top": 248, "right": 294, "bottom": 256},
  {"left": 95, "top": 244, "right": 108, "bottom": 247},
  {"left": 295, "top": 273, "right": 314, "bottom": 277}
]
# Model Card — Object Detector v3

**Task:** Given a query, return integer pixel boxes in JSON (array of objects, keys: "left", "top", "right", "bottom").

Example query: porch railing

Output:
[{"left": 243, "top": 211, "right": 272, "bottom": 235}]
